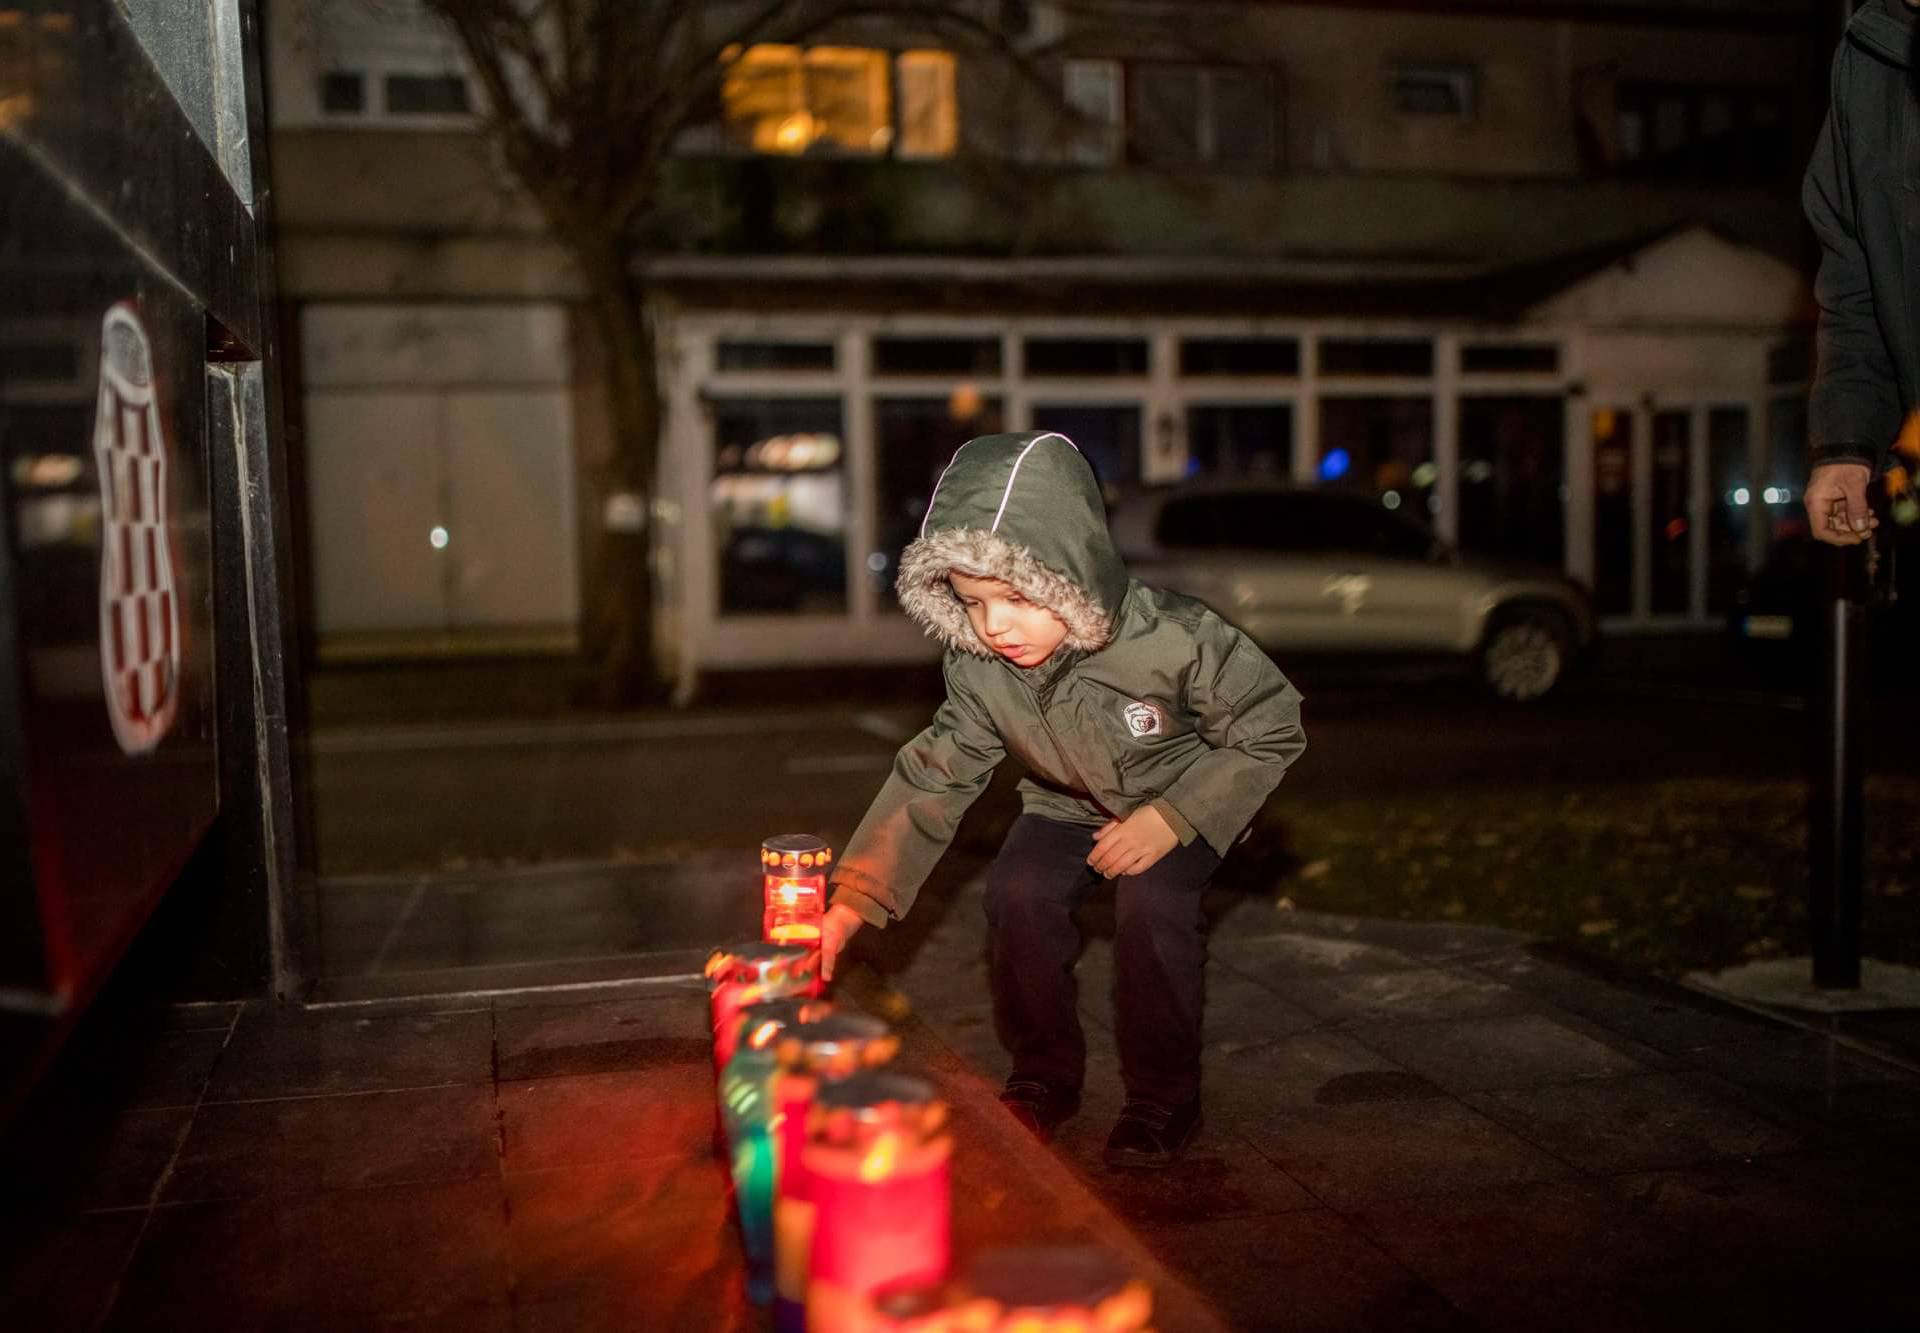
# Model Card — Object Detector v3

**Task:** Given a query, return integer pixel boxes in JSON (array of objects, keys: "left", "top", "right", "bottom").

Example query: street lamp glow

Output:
[
  {"left": 1732, "top": 487, "right": 1750, "bottom": 506},
  {"left": 429, "top": 525, "right": 449, "bottom": 549}
]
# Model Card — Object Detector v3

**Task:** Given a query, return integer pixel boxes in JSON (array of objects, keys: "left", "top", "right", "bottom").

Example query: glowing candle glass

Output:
[
  {"left": 705, "top": 940, "right": 823, "bottom": 1077},
  {"left": 771, "top": 1014, "right": 900, "bottom": 1332},
  {"left": 720, "top": 996, "right": 836, "bottom": 1306},
  {"left": 804, "top": 1072, "right": 953, "bottom": 1333},
  {"left": 762, "top": 834, "right": 831, "bottom": 947},
  {"left": 961, "top": 1246, "right": 1154, "bottom": 1332}
]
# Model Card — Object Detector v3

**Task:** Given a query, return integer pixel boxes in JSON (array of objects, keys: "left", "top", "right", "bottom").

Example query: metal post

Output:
[{"left": 1809, "top": 542, "right": 1866, "bottom": 990}]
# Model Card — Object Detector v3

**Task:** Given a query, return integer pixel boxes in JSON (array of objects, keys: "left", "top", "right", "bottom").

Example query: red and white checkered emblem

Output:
[{"left": 92, "top": 303, "right": 180, "bottom": 755}]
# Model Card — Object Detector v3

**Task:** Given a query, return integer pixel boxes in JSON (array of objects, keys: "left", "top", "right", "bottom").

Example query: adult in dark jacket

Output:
[{"left": 1803, "top": 0, "right": 1916, "bottom": 545}]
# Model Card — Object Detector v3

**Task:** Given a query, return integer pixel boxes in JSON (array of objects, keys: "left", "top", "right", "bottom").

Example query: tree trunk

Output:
[{"left": 573, "top": 232, "right": 666, "bottom": 707}]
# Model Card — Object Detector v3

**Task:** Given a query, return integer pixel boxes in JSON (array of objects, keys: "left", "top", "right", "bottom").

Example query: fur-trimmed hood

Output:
[{"left": 896, "top": 431, "right": 1130, "bottom": 657}]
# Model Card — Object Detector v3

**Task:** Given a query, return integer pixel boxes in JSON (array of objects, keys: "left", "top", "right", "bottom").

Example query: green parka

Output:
[{"left": 828, "top": 431, "right": 1306, "bottom": 929}]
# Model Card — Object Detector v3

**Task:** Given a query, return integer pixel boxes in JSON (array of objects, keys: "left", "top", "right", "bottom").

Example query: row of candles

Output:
[{"left": 704, "top": 834, "right": 1155, "bottom": 1332}]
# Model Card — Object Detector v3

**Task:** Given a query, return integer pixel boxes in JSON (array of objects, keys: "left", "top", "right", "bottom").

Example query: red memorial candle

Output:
[
  {"left": 761, "top": 834, "right": 832, "bottom": 948},
  {"left": 770, "top": 1015, "right": 899, "bottom": 1332},
  {"left": 706, "top": 941, "right": 822, "bottom": 1077},
  {"left": 804, "top": 1072, "right": 953, "bottom": 1333}
]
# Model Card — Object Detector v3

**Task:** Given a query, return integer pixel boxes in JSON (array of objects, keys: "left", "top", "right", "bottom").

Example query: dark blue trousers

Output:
[{"left": 983, "top": 814, "right": 1220, "bottom": 1106}]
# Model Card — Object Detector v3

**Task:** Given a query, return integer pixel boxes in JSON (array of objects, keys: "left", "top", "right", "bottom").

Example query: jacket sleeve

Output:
[
  {"left": 1152, "top": 623, "right": 1305, "bottom": 855},
  {"left": 1804, "top": 42, "right": 1899, "bottom": 470},
  {"left": 828, "top": 657, "right": 1005, "bottom": 928}
]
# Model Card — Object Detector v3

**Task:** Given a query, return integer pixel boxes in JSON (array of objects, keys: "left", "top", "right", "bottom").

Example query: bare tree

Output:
[{"left": 403, "top": 0, "right": 1084, "bottom": 701}]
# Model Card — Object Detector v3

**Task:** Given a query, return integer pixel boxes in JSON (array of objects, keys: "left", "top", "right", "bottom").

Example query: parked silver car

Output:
[{"left": 1109, "top": 484, "right": 1597, "bottom": 701}]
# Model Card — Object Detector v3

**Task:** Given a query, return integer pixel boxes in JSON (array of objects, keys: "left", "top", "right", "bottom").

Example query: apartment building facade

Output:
[{"left": 266, "top": 0, "right": 1829, "bottom": 682}]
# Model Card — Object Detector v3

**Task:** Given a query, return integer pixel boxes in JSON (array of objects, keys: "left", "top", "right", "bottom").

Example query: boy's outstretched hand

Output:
[
  {"left": 1088, "top": 805, "right": 1180, "bottom": 879},
  {"left": 819, "top": 903, "right": 866, "bottom": 982}
]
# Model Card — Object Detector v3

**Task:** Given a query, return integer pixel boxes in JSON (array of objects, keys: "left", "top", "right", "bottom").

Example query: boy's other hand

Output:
[
  {"left": 819, "top": 904, "right": 865, "bottom": 982},
  {"left": 1806, "top": 462, "right": 1876, "bottom": 546},
  {"left": 1089, "top": 806, "right": 1180, "bottom": 879}
]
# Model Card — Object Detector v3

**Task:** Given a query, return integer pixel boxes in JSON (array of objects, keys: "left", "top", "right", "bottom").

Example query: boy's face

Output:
[{"left": 949, "top": 572, "right": 1069, "bottom": 668}]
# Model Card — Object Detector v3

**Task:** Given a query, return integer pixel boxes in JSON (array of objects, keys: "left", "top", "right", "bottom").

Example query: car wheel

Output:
[{"left": 1479, "top": 610, "right": 1570, "bottom": 702}]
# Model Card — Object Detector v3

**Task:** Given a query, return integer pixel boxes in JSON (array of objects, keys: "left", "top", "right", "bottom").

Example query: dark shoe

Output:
[
  {"left": 1103, "top": 1098, "right": 1201, "bottom": 1169},
  {"left": 998, "top": 1078, "right": 1081, "bottom": 1142}
]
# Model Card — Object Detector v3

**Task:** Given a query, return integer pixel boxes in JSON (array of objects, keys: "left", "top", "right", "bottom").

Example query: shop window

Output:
[
  {"left": 1460, "top": 343, "right": 1558, "bottom": 375},
  {"left": 1457, "top": 397, "right": 1564, "bottom": 569},
  {"left": 1651, "top": 410, "right": 1691, "bottom": 615},
  {"left": 873, "top": 394, "right": 1006, "bottom": 607},
  {"left": 385, "top": 72, "right": 471, "bottom": 116},
  {"left": 1319, "top": 338, "right": 1433, "bottom": 377},
  {"left": 320, "top": 70, "right": 367, "bottom": 115},
  {"left": 1030, "top": 405, "right": 1141, "bottom": 501},
  {"left": 1186, "top": 404, "right": 1293, "bottom": 479},
  {"left": 716, "top": 341, "right": 837, "bottom": 373},
  {"left": 1180, "top": 338, "right": 1299, "bottom": 377},
  {"left": 1129, "top": 63, "right": 1277, "bottom": 170},
  {"left": 1390, "top": 64, "right": 1476, "bottom": 119},
  {"left": 710, "top": 398, "right": 848, "bottom": 615},
  {"left": 720, "top": 45, "right": 956, "bottom": 158},
  {"left": 872, "top": 337, "right": 1001, "bottom": 377},
  {"left": 1708, "top": 407, "right": 1751, "bottom": 614},
  {"left": 1592, "top": 407, "right": 1634, "bottom": 615},
  {"left": 1317, "top": 396, "right": 1435, "bottom": 520},
  {"left": 1023, "top": 338, "right": 1149, "bottom": 377},
  {"left": 1615, "top": 82, "right": 1789, "bottom": 181}
]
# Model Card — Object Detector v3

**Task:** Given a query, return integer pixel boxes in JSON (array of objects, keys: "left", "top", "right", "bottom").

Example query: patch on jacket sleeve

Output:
[{"left": 1122, "top": 699, "right": 1166, "bottom": 738}]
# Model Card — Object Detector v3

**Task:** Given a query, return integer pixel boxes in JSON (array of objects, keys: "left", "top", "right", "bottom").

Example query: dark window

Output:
[
  {"left": 1460, "top": 343, "right": 1559, "bottom": 375},
  {"left": 1767, "top": 340, "right": 1812, "bottom": 385},
  {"left": 385, "top": 73, "right": 472, "bottom": 116},
  {"left": 873, "top": 395, "right": 1006, "bottom": 608},
  {"left": 1614, "top": 82, "right": 1790, "bottom": 182},
  {"left": 1029, "top": 404, "right": 1141, "bottom": 498},
  {"left": 1390, "top": 65, "right": 1476, "bottom": 118},
  {"left": 1319, "top": 338, "right": 1433, "bottom": 377},
  {"left": 1318, "top": 396, "right": 1435, "bottom": 516},
  {"left": 320, "top": 71, "right": 366, "bottom": 114},
  {"left": 872, "top": 337, "right": 1001, "bottom": 377},
  {"left": 1024, "top": 338, "right": 1149, "bottom": 377},
  {"left": 716, "top": 341, "right": 836, "bottom": 373},
  {"left": 1457, "top": 396, "right": 1565, "bottom": 569},
  {"left": 1128, "top": 63, "right": 1277, "bottom": 170},
  {"left": 1186, "top": 404, "right": 1293, "bottom": 479},
  {"left": 1180, "top": 338, "right": 1299, "bottom": 376}
]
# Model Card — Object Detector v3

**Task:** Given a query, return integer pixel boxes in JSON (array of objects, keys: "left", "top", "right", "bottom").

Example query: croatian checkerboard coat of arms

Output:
[{"left": 92, "top": 303, "right": 180, "bottom": 755}]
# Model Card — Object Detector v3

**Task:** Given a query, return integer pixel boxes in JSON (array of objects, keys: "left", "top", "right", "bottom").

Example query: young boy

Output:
[{"left": 820, "top": 431, "right": 1305, "bottom": 1168}]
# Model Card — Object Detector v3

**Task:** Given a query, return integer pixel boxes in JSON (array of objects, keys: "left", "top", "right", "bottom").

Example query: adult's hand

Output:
[
  {"left": 1805, "top": 461, "right": 1876, "bottom": 547},
  {"left": 818, "top": 903, "right": 865, "bottom": 982}
]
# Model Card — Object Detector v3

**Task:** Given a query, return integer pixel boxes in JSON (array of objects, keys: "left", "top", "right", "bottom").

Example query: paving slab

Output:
[{"left": 205, "top": 1007, "right": 494, "bottom": 1101}]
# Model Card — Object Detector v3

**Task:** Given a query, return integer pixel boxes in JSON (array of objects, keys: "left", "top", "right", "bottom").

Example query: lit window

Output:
[
  {"left": 896, "top": 50, "right": 958, "bottom": 157},
  {"left": 723, "top": 44, "right": 936, "bottom": 157}
]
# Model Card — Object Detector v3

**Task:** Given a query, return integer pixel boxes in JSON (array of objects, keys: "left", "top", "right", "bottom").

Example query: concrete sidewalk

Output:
[
  {"left": 0, "top": 965, "right": 1224, "bottom": 1330},
  {"left": 856, "top": 875, "right": 1920, "bottom": 1333},
  {"left": 6, "top": 877, "right": 1919, "bottom": 1331}
]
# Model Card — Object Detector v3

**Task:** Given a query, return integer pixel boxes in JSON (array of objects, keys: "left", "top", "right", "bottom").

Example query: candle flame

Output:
[{"left": 857, "top": 1132, "right": 900, "bottom": 1183}]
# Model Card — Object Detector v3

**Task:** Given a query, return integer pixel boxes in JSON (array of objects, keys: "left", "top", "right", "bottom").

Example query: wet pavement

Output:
[{"left": 7, "top": 872, "right": 1919, "bottom": 1331}]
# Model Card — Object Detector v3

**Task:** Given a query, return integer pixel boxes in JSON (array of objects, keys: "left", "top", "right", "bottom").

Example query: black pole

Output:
[{"left": 1809, "top": 541, "right": 1866, "bottom": 990}]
